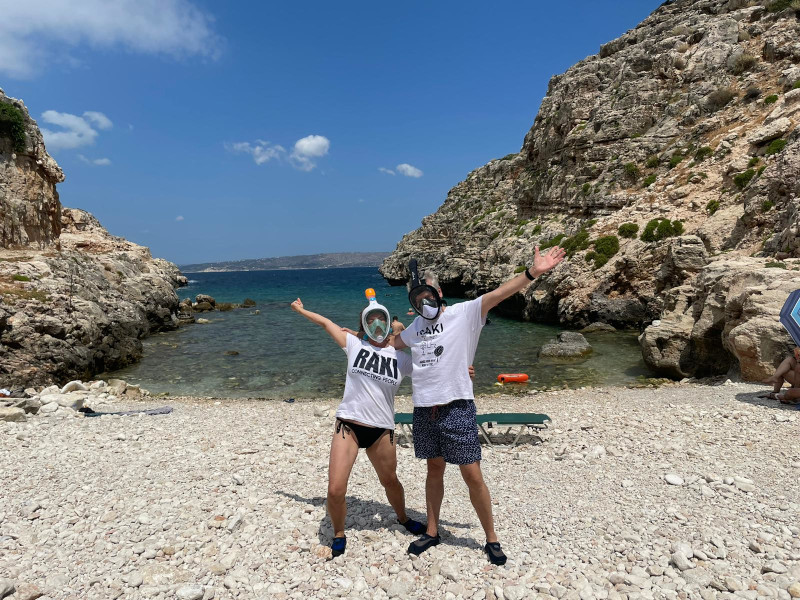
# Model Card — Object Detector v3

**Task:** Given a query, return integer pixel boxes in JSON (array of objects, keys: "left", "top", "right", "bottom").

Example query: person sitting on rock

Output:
[
  {"left": 762, "top": 347, "right": 800, "bottom": 401},
  {"left": 289, "top": 295, "right": 427, "bottom": 558}
]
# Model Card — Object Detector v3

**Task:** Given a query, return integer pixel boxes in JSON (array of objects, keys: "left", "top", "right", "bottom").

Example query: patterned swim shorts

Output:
[{"left": 412, "top": 399, "right": 481, "bottom": 465}]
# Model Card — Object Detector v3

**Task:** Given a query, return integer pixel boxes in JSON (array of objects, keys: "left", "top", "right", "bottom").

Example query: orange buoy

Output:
[{"left": 497, "top": 373, "right": 529, "bottom": 383}]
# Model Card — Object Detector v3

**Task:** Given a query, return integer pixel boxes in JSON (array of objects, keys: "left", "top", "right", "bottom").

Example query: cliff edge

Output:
[
  {"left": 381, "top": 0, "right": 800, "bottom": 380},
  {"left": 0, "top": 89, "right": 186, "bottom": 388}
]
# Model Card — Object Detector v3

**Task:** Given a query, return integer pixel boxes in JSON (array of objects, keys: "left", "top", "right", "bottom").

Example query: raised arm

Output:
[
  {"left": 390, "top": 333, "right": 408, "bottom": 350},
  {"left": 290, "top": 298, "right": 348, "bottom": 348},
  {"left": 480, "top": 245, "right": 567, "bottom": 319}
]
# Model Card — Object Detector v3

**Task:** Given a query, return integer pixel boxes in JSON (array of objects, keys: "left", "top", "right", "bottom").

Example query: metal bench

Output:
[{"left": 393, "top": 411, "right": 550, "bottom": 447}]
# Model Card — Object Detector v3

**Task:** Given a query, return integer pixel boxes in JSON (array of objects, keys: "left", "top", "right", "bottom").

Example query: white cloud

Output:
[
  {"left": 378, "top": 167, "right": 395, "bottom": 176},
  {"left": 290, "top": 135, "right": 330, "bottom": 171},
  {"left": 83, "top": 111, "right": 113, "bottom": 130},
  {"left": 228, "top": 134, "right": 330, "bottom": 171},
  {"left": 0, "top": 0, "right": 222, "bottom": 78},
  {"left": 176, "top": 216, "right": 185, "bottom": 222},
  {"left": 225, "top": 140, "right": 286, "bottom": 165},
  {"left": 78, "top": 154, "right": 111, "bottom": 166},
  {"left": 40, "top": 110, "right": 113, "bottom": 151},
  {"left": 396, "top": 163, "right": 423, "bottom": 178}
]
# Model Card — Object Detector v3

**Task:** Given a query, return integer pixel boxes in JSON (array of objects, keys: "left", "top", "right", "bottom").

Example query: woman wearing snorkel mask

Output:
[{"left": 289, "top": 290, "right": 426, "bottom": 558}]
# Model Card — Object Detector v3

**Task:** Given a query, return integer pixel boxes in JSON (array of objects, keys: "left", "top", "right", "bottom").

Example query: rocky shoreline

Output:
[
  {"left": 1, "top": 90, "right": 188, "bottom": 389},
  {"left": 1, "top": 381, "right": 799, "bottom": 599}
]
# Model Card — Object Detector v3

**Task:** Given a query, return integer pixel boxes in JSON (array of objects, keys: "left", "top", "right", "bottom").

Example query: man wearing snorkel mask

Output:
[{"left": 393, "top": 246, "right": 567, "bottom": 565}]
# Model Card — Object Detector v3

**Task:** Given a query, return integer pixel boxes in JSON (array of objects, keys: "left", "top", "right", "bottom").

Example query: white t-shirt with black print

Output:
[
  {"left": 399, "top": 297, "right": 486, "bottom": 408},
  {"left": 336, "top": 333, "right": 413, "bottom": 430}
]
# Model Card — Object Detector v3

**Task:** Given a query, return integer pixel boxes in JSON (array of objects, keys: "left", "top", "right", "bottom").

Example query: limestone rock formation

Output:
[
  {"left": 0, "top": 89, "right": 63, "bottom": 248},
  {"left": 1, "top": 92, "right": 185, "bottom": 388},
  {"left": 381, "top": 0, "right": 800, "bottom": 380}
]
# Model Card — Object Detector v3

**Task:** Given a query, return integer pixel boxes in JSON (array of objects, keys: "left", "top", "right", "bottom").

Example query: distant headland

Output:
[{"left": 180, "top": 252, "right": 390, "bottom": 273}]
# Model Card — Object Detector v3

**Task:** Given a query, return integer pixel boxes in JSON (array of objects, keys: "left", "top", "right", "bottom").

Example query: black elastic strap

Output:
[{"left": 524, "top": 267, "right": 534, "bottom": 281}]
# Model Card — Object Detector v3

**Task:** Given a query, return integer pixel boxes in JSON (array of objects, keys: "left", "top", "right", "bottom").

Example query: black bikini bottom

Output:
[{"left": 335, "top": 418, "right": 393, "bottom": 448}]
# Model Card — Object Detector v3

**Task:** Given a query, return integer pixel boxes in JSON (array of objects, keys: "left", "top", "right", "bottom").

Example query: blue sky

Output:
[{"left": 1, "top": 0, "right": 662, "bottom": 265}]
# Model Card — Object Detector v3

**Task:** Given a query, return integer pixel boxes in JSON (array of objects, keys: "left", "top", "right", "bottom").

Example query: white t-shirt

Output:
[
  {"left": 336, "top": 333, "right": 413, "bottom": 429},
  {"left": 400, "top": 297, "right": 486, "bottom": 407}
]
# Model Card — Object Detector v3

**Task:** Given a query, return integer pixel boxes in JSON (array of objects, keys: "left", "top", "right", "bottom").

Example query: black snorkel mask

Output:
[{"left": 408, "top": 258, "right": 443, "bottom": 321}]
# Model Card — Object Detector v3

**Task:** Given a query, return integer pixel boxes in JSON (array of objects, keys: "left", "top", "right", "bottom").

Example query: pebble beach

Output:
[{"left": 1, "top": 381, "right": 800, "bottom": 600}]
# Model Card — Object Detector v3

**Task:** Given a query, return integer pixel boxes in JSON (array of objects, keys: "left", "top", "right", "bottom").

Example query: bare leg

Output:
[
  {"left": 779, "top": 387, "right": 800, "bottom": 404},
  {"left": 765, "top": 357, "right": 796, "bottom": 392},
  {"left": 459, "top": 461, "right": 498, "bottom": 543},
  {"left": 328, "top": 427, "right": 360, "bottom": 538},
  {"left": 365, "top": 432, "right": 408, "bottom": 522},
  {"left": 425, "top": 457, "right": 446, "bottom": 536}
]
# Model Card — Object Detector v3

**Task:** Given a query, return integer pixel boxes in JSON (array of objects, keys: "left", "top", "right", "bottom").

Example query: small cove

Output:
[{"left": 106, "top": 268, "right": 654, "bottom": 398}]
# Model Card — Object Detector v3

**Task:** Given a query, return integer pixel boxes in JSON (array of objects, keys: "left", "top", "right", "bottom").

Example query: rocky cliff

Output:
[
  {"left": 381, "top": 0, "right": 800, "bottom": 381},
  {"left": 0, "top": 90, "right": 186, "bottom": 388}
]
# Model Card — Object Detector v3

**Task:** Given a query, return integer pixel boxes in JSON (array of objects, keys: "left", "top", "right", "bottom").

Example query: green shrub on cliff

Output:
[
  {"left": 764, "top": 94, "right": 778, "bottom": 104},
  {"left": 641, "top": 219, "right": 682, "bottom": 242},
  {"left": 668, "top": 152, "right": 684, "bottom": 169},
  {"left": 748, "top": 157, "right": 760, "bottom": 168},
  {"left": 585, "top": 235, "right": 619, "bottom": 269},
  {"left": 706, "top": 199, "right": 720, "bottom": 215},
  {"left": 765, "top": 139, "right": 787, "bottom": 155},
  {"left": 618, "top": 223, "right": 639, "bottom": 238},
  {"left": 623, "top": 162, "right": 640, "bottom": 181},
  {"left": 12, "top": 274, "right": 30, "bottom": 282},
  {"left": 733, "top": 169, "right": 755, "bottom": 189},
  {"left": 767, "top": 0, "right": 793, "bottom": 11},
  {"left": 765, "top": 261, "right": 787, "bottom": 269},
  {"left": 645, "top": 155, "right": 660, "bottom": 168},
  {"left": 643, "top": 174, "right": 657, "bottom": 187},
  {"left": 514, "top": 265, "right": 526, "bottom": 273},
  {"left": 793, "top": 80, "right": 800, "bottom": 89},
  {"left": 762, "top": 199, "right": 774, "bottom": 212},
  {"left": 593, "top": 235, "right": 619, "bottom": 257},
  {"left": 582, "top": 183, "right": 591, "bottom": 195},
  {"left": 0, "top": 103, "right": 26, "bottom": 153},
  {"left": 694, "top": 147, "right": 713, "bottom": 162},
  {"left": 540, "top": 234, "right": 565, "bottom": 249},
  {"left": 561, "top": 230, "right": 591, "bottom": 256}
]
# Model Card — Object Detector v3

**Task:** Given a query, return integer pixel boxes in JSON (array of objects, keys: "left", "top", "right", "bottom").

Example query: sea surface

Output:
[{"left": 106, "top": 267, "right": 653, "bottom": 398}]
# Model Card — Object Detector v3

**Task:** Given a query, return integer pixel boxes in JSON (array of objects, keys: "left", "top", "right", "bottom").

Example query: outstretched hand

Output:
[
  {"left": 531, "top": 245, "right": 566, "bottom": 276},
  {"left": 290, "top": 298, "right": 304, "bottom": 312}
]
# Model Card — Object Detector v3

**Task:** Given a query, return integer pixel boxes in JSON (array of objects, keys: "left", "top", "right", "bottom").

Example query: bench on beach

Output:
[{"left": 394, "top": 412, "right": 550, "bottom": 448}]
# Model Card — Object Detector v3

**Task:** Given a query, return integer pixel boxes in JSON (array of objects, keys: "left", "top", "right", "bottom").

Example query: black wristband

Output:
[{"left": 524, "top": 267, "right": 534, "bottom": 281}]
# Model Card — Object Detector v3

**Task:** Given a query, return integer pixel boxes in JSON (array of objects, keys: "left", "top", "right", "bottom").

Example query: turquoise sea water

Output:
[{"left": 106, "top": 267, "right": 652, "bottom": 398}]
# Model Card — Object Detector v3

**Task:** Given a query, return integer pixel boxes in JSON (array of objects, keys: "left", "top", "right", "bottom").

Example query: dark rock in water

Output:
[
  {"left": 242, "top": 298, "right": 256, "bottom": 307},
  {"left": 540, "top": 332, "right": 593, "bottom": 358},
  {"left": 195, "top": 294, "right": 216, "bottom": 306},
  {"left": 217, "top": 302, "right": 234, "bottom": 312},
  {"left": 225, "top": 350, "right": 239, "bottom": 356},
  {"left": 194, "top": 301, "right": 214, "bottom": 312},
  {"left": 580, "top": 322, "right": 617, "bottom": 333}
]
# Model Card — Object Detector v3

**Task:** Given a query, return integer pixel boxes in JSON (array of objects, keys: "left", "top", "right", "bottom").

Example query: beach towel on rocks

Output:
[{"left": 81, "top": 406, "right": 174, "bottom": 417}]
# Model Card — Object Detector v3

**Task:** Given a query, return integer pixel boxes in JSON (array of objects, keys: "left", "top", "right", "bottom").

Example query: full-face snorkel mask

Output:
[
  {"left": 361, "top": 288, "right": 392, "bottom": 343},
  {"left": 407, "top": 259, "right": 442, "bottom": 321}
]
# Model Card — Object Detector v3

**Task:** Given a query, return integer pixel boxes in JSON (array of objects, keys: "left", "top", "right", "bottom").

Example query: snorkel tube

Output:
[
  {"left": 361, "top": 288, "right": 391, "bottom": 343},
  {"left": 407, "top": 258, "right": 442, "bottom": 321}
]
